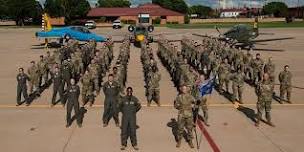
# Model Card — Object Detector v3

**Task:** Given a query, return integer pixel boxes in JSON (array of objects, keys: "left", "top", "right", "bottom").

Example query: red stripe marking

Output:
[{"left": 197, "top": 119, "right": 221, "bottom": 152}]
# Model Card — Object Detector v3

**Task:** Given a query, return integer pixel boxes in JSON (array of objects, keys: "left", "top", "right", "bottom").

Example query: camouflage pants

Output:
[
  {"left": 82, "top": 86, "right": 94, "bottom": 105},
  {"left": 29, "top": 77, "right": 39, "bottom": 93},
  {"left": 92, "top": 76, "right": 100, "bottom": 93},
  {"left": 147, "top": 88, "right": 160, "bottom": 104},
  {"left": 177, "top": 115, "right": 194, "bottom": 141},
  {"left": 257, "top": 100, "right": 272, "bottom": 121},
  {"left": 219, "top": 75, "right": 229, "bottom": 93},
  {"left": 199, "top": 96, "right": 208, "bottom": 123},
  {"left": 252, "top": 69, "right": 263, "bottom": 84},
  {"left": 39, "top": 72, "right": 49, "bottom": 86},
  {"left": 244, "top": 65, "right": 252, "bottom": 80},
  {"left": 280, "top": 85, "right": 292, "bottom": 101},
  {"left": 232, "top": 84, "right": 243, "bottom": 102}
]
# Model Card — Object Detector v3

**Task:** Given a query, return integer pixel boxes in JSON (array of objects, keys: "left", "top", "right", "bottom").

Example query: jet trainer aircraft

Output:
[
  {"left": 35, "top": 13, "right": 106, "bottom": 47},
  {"left": 193, "top": 18, "right": 294, "bottom": 49}
]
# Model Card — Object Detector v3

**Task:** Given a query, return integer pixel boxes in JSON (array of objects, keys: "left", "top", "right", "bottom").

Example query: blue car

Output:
[{"left": 36, "top": 26, "right": 106, "bottom": 42}]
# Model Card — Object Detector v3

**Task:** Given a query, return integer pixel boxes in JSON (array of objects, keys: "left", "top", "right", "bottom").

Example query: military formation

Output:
[
  {"left": 141, "top": 43, "right": 161, "bottom": 106},
  {"left": 178, "top": 36, "right": 293, "bottom": 127},
  {"left": 15, "top": 33, "right": 294, "bottom": 150}
]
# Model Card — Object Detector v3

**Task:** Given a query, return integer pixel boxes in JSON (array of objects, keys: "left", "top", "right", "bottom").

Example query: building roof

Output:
[{"left": 87, "top": 4, "right": 184, "bottom": 17}]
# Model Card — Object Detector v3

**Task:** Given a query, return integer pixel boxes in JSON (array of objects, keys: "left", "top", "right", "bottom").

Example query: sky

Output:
[{"left": 38, "top": 0, "right": 304, "bottom": 8}]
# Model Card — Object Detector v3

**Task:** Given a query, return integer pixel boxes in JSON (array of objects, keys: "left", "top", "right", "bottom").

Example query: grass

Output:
[{"left": 165, "top": 21, "right": 304, "bottom": 29}]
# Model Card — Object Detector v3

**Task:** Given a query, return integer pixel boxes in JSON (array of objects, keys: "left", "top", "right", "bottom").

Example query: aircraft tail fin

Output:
[
  {"left": 42, "top": 13, "right": 52, "bottom": 31},
  {"left": 253, "top": 17, "right": 259, "bottom": 36}
]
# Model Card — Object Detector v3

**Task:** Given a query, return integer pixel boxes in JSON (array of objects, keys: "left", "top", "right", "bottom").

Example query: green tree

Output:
[
  {"left": 152, "top": 0, "right": 188, "bottom": 14},
  {"left": 263, "top": 2, "right": 288, "bottom": 17},
  {"left": 44, "top": 0, "right": 65, "bottom": 18},
  {"left": 0, "top": 0, "right": 9, "bottom": 19},
  {"left": 98, "top": 0, "right": 131, "bottom": 7},
  {"left": 8, "top": 0, "right": 42, "bottom": 26},
  {"left": 45, "top": 0, "right": 90, "bottom": 23},
  {"left": 189, "top": 5, "right": 213, "bottom": 18}
]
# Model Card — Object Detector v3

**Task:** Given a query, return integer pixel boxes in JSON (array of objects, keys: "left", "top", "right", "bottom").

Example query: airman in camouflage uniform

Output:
[
  {"left": 243, "top": 49, "right": 253, "bottom": 80},
  {"left": 27, "top": 61, "right": 39, "bottom": 94},
  {"left": 218, "top": 58, "right": 230, "bottom": 93},
  {"left": 37, "top": 55, "right": 48, "bottom": 87},
  {"left": 251, "top": 53, "right": 264, "bottom": 85},
  {"left": 174, "top": 85, "right": 195, "bottom": 148},
  {"left": 88, "top": 59, "right": 100, "bottom": 94},
  {"left": 231, "top": 68, "right": 245, "bottom": 104},
  {"left": 278, "top": 65, "right": 292, "bottom": 103},
  {"left": 255, "top": 73, "right": 275, "bottom": 127},
  {"left": 264, "top": 57, "right": 275, "bottom": 83},
  {"left": 147, "top": 66, "right": 161, "bottom": 107},
  {"left": 81, "top": 70, "right": 94, "bottom": 106}
]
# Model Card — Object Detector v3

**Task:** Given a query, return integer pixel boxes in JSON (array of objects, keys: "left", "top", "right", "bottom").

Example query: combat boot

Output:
[
  {"left": 133, "top": 146, "right": 139, "bottom": 151},
  {"left": 176, "top": 140, "right": 181, "bottom": 148},
  {"left": 120, "top": 145, "right": 126, "bottom": 150},
  {"left": 266, "top": 112, "right": 275, "bottom": 127},
  {"left": 188, "top": 141, "right": 195, "bottom": 149},
  {"left": 255, "top": 118, "right": 260, "bottom": 127}
]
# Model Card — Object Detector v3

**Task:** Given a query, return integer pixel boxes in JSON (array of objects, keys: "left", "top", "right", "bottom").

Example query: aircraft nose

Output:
[{"left": 136, "top": 34, "right": 145, "bottom": 42}]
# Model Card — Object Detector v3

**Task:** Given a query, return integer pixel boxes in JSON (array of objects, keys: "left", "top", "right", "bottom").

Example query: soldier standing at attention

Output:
[
  {"left": 255, "top": 73, "right": 275, "bottom": 127},
  {"left": 218, "top": 58, "right": 230, "bottom": 94},
  {"left": 66, "top": 79, "right": 82, "bottom": 128},
  {"left": 231, "top": 68, "right": 245, "bottom": 104},
  {"left": 16, "top": 68, "right": 30, "bottom": 106},
  {"left": 81, "top": 70, "right": 94, "bottom": 107},
  {"left": 51, "top": 66, "right": 64, "bottom": 107},
  {"left": 27, "top": 61, "right": 39, "bottom": 94},
  {"left": 174, "top": 84, "right": 195, "bottom": 149},
  {"left": 251, "top": 53, "right": 264, "bottom": 85},
  {"left": 147, "top": 66, "right": 161, "bottom": 107},
  {"left": 103, "top": 74, "right": 121, "bottom": 127},
  {"left": 37, "top": 55, "right": 48, "bottom": 87},
  {"left": 279, "top": 65, "right": 292, "bottom": 103},
  {"left": 119, "top": 87, "right": 141, "bottom": 151},
  {"left": 243, "top": 49, "right": 253, "bottom": 80},
  {"left": 264, "top": 57, "right": 275, "bottom": 83}
]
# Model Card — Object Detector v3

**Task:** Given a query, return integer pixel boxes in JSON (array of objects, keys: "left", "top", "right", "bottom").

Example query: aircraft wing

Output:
[{"left": 252, "top": 37, "right": 294, "bottom": 43}]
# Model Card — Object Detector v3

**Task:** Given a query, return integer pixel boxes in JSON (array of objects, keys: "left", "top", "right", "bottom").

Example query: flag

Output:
[{"left": 198, "top": 76, "right": 215, "bottom": 97}]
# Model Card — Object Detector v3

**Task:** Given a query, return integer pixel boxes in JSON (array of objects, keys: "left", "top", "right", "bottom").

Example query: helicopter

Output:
[{"left": 193, "top": 17, "right": 294, "bottom": 50}]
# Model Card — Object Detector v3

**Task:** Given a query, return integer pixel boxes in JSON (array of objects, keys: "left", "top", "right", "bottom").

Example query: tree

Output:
[
  {"left": 98, "top": 0, "right": 131, "bottom": 7},
  {"left": 189, "top": 5, "right": 213, "bottom": 18},
  {"left": 0, "top": 0, "right": 9, "bottom": 19},
  {"left": 65, "top": 0, "right": 91, "bottom": 20},
  {"left": 44, "top": 0, "right": 65, "bottom": 18},
  {"left": 44, "top": 0, "right": 90, "bottom": 23},
  {"left": 8, "top": 0, "right": 43, "bottom": 26},
  {"left": 263, "top": 2, "right": 288, "bottom": 17},
  {"left": 152, "top": 0, "right": 188, "bottom": 14}
]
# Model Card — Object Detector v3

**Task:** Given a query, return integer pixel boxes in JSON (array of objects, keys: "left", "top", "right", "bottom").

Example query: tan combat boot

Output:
[
  {"left": 189, "top": 141, "right": 195, "bottom": 149},
  {"left": 176, "top": 140, "right": 181, "bottom": 148}
]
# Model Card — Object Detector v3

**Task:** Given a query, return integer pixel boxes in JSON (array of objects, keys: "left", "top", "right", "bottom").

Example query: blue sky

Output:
[{"left": 38, "top": 0, "right": 304, "bottom": 8}]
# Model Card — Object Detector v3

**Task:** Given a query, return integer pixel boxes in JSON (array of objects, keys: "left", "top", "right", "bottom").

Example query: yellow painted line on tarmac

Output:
[{"left": 1, "top": 103, "right": 304, "bottom": 108}]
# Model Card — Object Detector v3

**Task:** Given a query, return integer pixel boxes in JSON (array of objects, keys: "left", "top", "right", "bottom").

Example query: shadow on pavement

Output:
[{"left": 237, "top": 105, "right": 257, "bottom": 123}]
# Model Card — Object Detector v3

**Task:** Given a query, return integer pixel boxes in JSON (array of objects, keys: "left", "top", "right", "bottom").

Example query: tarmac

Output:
[{"left": 0, "top": 26, "right": 304, "bottom": 152}]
